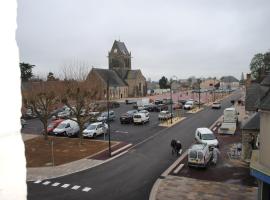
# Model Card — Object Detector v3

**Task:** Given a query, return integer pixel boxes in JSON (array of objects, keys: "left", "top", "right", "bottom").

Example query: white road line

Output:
[
  {"left": 42, "top": 181, "right": 51, "bottom": 185},
  {"left": 34, "top": 180, "right": 42, "bottom": 184},
  {"left": 115, "top": 130, "right": 128, "bottom": 134},
  {"left": 71, "top": 185, "right": 81, "bottom": 190},
  {"left": 82, "top": 187, "right": 92, "bottom": 192},
  {"left": 51, "top": 182, "right": 60, "bottom": 187},
  {"left": 61, "top": 184, "right": 70, "bottom": 188}
]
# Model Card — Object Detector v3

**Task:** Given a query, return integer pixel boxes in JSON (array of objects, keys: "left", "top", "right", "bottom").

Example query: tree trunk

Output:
[{"left": 43, "top": 120, "right": 48, "bottom": 140}]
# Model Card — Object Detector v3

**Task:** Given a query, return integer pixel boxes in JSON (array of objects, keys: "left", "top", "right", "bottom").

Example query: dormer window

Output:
[{"left": 113, "top": 48, "right": 117, "bottom": 53}]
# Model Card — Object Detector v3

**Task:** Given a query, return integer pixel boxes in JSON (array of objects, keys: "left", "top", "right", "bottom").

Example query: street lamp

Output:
[
  {"left": 169, "top": 76, "right": 178, "bottom": 124},
  {"left": 106, "top": 78, "right": 111, "bottom": 157},
  {"left": 197, "top": 79, "right": 202, "bottom": 109}
]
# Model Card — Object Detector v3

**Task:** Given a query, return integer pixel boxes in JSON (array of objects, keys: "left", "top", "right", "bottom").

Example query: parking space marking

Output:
[
  {"left": 52, "top": 182, "right": 60, "bottom": 187},
  {"left": 82, "top": 187, "right": 92, "bottom": 192},
  {"left": 34, "top": 180, "right": 42, "bottom": 184},
  {"left": 71, "top": 185, "right": 81, "bottom": 190},
  {"left": 114, "top": 130, "right": 128, "bottom": 134},
  {"left": 61, "top": 184, "right": 70, "bottom": 188}
]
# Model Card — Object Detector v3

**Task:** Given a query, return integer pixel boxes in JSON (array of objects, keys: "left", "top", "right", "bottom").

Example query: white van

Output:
[
  {"left": 53, "top": 119, "right": 79, "bottom": 137},
  {"left": 195, "top": 127, "right": 219, "bottom": 148},
  {"left": 133, "top": 113, "right": 149, "bottom": 124},
  {"left": 184, "top": 101, "right": 195, "bottom": 110},
  {"left": 188, "top": 144, "right": 212, "bottom": 168}
]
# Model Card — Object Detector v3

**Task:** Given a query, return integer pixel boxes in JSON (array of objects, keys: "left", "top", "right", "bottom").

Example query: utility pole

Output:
[
  {"left": 170, "top": 83, "right": 173, "bottom": 124},
  {"left": 106, "top": 79, "right": 111, "bottom": 157},
  {"left": 198, "top": 79, "right": 201, "bottom": 109}
]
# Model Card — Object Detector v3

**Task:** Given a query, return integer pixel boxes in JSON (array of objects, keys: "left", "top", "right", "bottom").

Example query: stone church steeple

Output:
[{"left": 108, "top": 40, "right": 131, "bottom": 79}]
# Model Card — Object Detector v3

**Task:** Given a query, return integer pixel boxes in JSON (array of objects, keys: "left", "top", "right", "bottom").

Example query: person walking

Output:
[{"left": 212, "top": 147, "right": 220, "bottom": 165}]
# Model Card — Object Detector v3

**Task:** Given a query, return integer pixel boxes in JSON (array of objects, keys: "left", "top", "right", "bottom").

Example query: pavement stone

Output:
[{"left": 155, "top": 176, "right": 257, "bottom": 200}]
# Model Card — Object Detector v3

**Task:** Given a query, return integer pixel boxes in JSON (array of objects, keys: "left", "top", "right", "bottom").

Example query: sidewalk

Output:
[{"left": 155, "top": 176, "right": 257, "bottom": 200}]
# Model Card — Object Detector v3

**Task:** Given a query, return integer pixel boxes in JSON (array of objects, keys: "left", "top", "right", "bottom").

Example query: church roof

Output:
[
  {"left": 113, "top": 40, "right": 130, "bottom": 55},
  {"left": 125, "top": 70, "right": 141, "bottom": 79},
  {"left": 220, "top": 76, "right": 239, "bottom": 83},
  {"left": 92, "top": 68, "right": 127, "bottom": 87}
]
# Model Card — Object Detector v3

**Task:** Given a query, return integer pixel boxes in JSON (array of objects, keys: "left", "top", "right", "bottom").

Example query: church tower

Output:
[{"left": 108, "top": 40, "right": 131, "bottom": 79}]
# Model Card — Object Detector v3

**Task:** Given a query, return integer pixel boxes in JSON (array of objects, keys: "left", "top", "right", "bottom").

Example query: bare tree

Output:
[
  {"left": 22, "top": 82, "right": 60, "bottom": 140},
  {"left": 61, "top": 80, "right": 97, "bottom": 144}
]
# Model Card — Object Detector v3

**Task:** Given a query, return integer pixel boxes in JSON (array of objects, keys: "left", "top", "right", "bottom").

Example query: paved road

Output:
[{"left": 27, "top": 92, "right": 242, "bottom": 200}]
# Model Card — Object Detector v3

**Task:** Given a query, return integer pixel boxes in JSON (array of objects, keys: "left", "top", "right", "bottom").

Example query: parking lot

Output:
[{"left": 21, "top": 102, "right": 191, "bottom": 145}]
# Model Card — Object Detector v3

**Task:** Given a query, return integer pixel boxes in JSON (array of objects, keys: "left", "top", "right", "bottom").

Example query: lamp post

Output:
[
  {"left": 198, "top": 79, "right": 201, "bottom": 109},
  {"left": 106, "top": 78, "right": 111, "bottom": 157},
  {"left": 169, "top": 76, "right": 178, "bottom": 124}
]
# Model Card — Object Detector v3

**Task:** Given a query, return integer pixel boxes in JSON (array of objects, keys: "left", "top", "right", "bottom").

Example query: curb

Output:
[{"left": 27, "top": 143, "right": 132, "bottom": 182}]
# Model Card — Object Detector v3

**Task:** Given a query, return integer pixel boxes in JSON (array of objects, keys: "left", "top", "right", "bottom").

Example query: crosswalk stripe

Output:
[
  {"left": 51, "top": 182, "right": 60, "bottom": 187},
  {"left": 42, "top": 181, "right": 51, "bottom": 185},
  {"left": 82, "top": 187, "right": 92, "bottom": 192},
  {"left": 34, "top": 180, "right": 42, "bottom": 184},
  {"left": 71, "top": 185, "right": 81, "bottom": 190},
  {"left": 61, "top": 184, "right": 70, "bottom": 188}
]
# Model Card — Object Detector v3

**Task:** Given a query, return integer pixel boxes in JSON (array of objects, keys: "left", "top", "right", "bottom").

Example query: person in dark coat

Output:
[{"left": 170, "top": 139, "right": 182, "bottom": 156}]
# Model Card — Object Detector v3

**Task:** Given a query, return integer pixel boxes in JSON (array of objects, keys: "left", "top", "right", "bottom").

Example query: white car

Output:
[
  {"left": 57, "top": 108, "right": 71, "bottom": 118},
  {"left": 195, "top": 127, "right": 219, "bottom": 148},
  {"left": 83, "top": 122, "right": 108, "bottom": 138},
  {"left": 188, "top": 143, "right": 212, "bottom": 168},
  {"left": 139, "top": 109, "right": 149, "bottom": 116},
  {"left": 184, "top": 101, "right": 195, "bottom": 110},
  {"left": 53, "top": 119, "right": 79, "bottom": 137},
  {"left": 133, "top": 113, "right": 149, "bottom": 124},
  {"left": 212, "top": 102, "right": 221, "bottom": 109},
  {"left": 158, "top": 110, "right": 173, "bottom": 120}
]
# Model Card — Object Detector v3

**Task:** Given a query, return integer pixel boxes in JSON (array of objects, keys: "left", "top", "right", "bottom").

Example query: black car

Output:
[
  {"left": 147, "top": 104, "right": 158, "bottom": 112},
  {"left": 120, "top": 110, "right": 138, "bottom": 124},
  {"left": 153, "top": 104, "right": 168, "bottom": 112}
]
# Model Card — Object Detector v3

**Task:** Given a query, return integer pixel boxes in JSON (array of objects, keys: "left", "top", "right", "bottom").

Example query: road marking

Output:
[
  {"left": 61, "top": 184, "right": 70, "bottom": 188},
  {"left": 114, "top": 130, "right": 128, "bottom": 134},
  {"left": 34, "top": 180, "right": 42, "bottom": 184},
  {"left": 111, "top": 143, "right": 132, "bottom": 156},
  {"left": 173, "top": 163, "right": 185, "bottom": 174},
  {"left": 42, "top": 181, "right": 51, "bottom": 185},
  {"left": 82, "top": 187, "right": 92, "bottom": 192},
  {"left": 51, "top": 182, "right": 60, "bottom": 187},
  {"left": 71, "top": 185, "right": 81, "bottom": 190}
]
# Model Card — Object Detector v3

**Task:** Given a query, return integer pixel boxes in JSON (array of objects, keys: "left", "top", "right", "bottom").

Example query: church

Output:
[{"left": 87, "top": 40, "right": 147, "bottom": 100}]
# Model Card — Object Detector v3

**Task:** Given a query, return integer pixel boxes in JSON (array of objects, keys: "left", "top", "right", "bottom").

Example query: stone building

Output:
[{"left": 87, "top": 40, "right": 147, "bottom": 100}]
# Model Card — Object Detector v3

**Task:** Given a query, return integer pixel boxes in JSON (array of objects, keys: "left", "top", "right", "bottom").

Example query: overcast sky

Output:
[{"left": 17, "top": 0, "right": 270, "bottom": 81}]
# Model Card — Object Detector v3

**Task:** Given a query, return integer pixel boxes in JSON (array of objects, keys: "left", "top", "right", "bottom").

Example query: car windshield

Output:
[
  {"left": 134, "top": 115, "right": 141, "bottom": 118},
  {"left": 201, "top": 133, "right": 215, "bottom": 140},
  {"left": 57, "top": 123, "right": 67, "bottom": 129},
  {"left": 213, "top": 102, "right": 220, "bottom": 105},
  {"left": 186, "top": 102, "right": 193, "bottom": 105},
  {"left": 127, "top": 111, "right": 135, "bottom": 115},
  {"left": 87, "top": 124, "right": 97, "bottom": 130}
]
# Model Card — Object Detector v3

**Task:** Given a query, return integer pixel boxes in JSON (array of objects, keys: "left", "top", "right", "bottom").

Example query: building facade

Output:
[{"left": 87, "top": 40, "right": 147, "bottom": 100}]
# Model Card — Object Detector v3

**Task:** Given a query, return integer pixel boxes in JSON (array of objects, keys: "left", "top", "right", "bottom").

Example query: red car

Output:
[{"left": 47, "top": 119, "right": 64, "bottom": 135}]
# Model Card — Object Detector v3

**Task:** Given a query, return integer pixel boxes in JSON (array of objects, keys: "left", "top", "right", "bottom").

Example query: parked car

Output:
[
  {"left": 195, "top": 127, "right": 219, "bottom": 148},
  {"left": 125, "top": 99, "right": 136, "bottom": 104},
  {"left": 178, "top": 99, "right": 187, "bottom": 105},
  {"left": 183, "top": 101, "right": 195, "bottom": 110},
  {"left": 212, "top": 102, "right": 221, "bottom": 109},
  {"left": 53, "top": 119, "right": 79, "bottom": 137},
  {"left": 133, "top": 112, "right": 149, "bottom": 124},
  {"left": 82, "top": 122, "right": 108, "bottom": 138},
  {"left": 25, "top": 108, "right": 39, "bottom": 119},
  {"left": 47, "top": 119, "right": 64, "bottom": 135},
  {"left": 173, "top": 103, "right": 182, "bottom": 110},
  {"left": 158, "top": 110, "right": 173, "bottom": 120},
  {"left": 97, "top": 111, "right": 116, "bottom": 122},
  {"left": 188, "top": 144, "right": 212, "bottom": 168},
  {"left": 154, "top": 104, "right": 168, "bottom": 112},
  {"left": 154, "top": 99, "right": 163, "bottom": 105},
  {"left": 57, "top": 108, "right": 71, "bottom": 118},
  {"left": 109, "top": 101, "right": 120, "bottom": 108},
  {"left": 146, "top": 103, "right": 158, "bottom": 112},
  {"left": 120, "top": 110, "right": 138, "bottom": 124}
]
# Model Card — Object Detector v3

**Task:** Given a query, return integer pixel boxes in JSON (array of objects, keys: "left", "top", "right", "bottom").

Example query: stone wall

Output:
[{"left": 241, "top": 130, "right": 259, "bottom": 161}]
